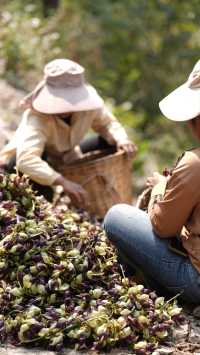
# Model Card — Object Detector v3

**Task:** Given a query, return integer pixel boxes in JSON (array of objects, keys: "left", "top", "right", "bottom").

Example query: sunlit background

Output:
[{"left": 0, "top": 0, "right": 199, "bottom": 191}]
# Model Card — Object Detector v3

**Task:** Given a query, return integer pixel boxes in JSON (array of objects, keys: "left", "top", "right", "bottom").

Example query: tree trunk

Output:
[{"left": 42, "top": 0, "right": 59, "bottom": 17}]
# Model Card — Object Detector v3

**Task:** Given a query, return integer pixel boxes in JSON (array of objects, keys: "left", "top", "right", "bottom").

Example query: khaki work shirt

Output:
[
  {"left": 149, "top": 149, "right": 200, "bottom": 274},
  {"left": 0, "top": 106, "right": 129, "bottom": 186}
]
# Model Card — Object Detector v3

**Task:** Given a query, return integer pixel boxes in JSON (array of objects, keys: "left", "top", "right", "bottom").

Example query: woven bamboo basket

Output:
[{"left": 61, "top": 148, "right": 133, "bottom": 218}]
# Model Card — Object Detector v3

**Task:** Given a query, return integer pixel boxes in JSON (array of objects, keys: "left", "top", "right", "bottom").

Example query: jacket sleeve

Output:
[
  {"left": 91, "top": 106, "right": 129, "bottom": 145},
  {"left": 16, "top": 113, "right": 61, "bottom": 186},
  {"left": 148, "top": 153, "right": 200, "bottom": 237}
]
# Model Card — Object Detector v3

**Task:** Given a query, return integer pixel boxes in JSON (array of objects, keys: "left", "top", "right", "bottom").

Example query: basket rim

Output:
[{"left": 62, "top": 148, "right": 128, "bottom": 170}]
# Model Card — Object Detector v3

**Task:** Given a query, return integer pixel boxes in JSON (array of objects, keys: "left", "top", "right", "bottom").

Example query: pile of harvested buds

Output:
[{"left": 0, "top": 173, "right": 184, "bottom": 353}]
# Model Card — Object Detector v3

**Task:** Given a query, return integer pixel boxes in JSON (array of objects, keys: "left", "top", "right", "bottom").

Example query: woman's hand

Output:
[
  {"left": 146, "top": 172, "right": 167, "bottom": 188},
  {"left": 117, "top": 140, "right": 138, "bottom": 157},
  {"left": 54, "top": 175, "right": 89, "bottom": 208}
]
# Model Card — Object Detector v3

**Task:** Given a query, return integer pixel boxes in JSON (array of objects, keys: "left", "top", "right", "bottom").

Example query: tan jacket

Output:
[
  {"left": 0, "top": 106, "right": 129, "bottom": 186},
  {"left": 149, "top": 149, "right": 200, "bottom": 273}
]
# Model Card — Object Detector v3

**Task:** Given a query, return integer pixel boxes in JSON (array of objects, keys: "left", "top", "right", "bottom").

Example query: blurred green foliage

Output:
[{"left": 0, "top": 0, "right": 200, "bottom": 179}]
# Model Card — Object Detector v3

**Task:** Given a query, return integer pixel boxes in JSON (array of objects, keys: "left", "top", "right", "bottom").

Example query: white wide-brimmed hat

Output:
[
  {"left": 159, "top": 59, "right": 200, "bottom": 121},
  {"left": 21, "top": 59, "right": 103, "bottom": 114}
]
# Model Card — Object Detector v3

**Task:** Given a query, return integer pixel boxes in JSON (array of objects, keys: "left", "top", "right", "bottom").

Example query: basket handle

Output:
[{"left": 82, "top": 172, "right": 122, "bottom": 203}]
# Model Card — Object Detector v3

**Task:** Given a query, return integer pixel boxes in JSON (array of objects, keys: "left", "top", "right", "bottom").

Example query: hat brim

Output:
[
  {"left": 32, "top": 83, "right": 103, "bottom": 114},
  {"left": 159, "top": 83, "right": 200, "bottom": 121}
]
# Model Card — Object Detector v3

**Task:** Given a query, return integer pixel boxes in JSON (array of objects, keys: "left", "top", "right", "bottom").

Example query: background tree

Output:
[
  {"left": 0, "top": 0, "right": 199, "bottom": 183},
  {"left": 42, "top": 0, "right": 59, "bottom": 17}
]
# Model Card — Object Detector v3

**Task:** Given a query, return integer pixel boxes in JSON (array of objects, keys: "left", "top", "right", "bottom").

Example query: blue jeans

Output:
[{"left": 104, "top": 204, "right": 200, "bottom": 304}]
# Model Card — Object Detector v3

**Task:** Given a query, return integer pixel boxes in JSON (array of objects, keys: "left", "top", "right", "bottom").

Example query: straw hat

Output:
[
  {"left": 21, "top": 59, "right": 103, "bottom": 114},
  {"left": 159, "top": 60, "right": 200, "bottom": 121}
]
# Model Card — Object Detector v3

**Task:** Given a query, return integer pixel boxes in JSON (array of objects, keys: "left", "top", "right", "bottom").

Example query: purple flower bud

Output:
[
  {"left": 31, "top": 255, "right": 42, "bottom": 262},
  {"left": 2, "top": 201, "right": 14, "bottom": 209}
]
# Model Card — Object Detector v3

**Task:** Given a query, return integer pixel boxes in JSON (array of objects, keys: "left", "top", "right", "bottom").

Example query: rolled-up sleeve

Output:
[
  {"left": 16, "top": 115, "right": 60, "bottom": 186},
  {"left": 91, "top": 106, "right": 129, "bottom": 145},
  {"left": 148, "top": 155, "right": 200, "bottom": 238}
]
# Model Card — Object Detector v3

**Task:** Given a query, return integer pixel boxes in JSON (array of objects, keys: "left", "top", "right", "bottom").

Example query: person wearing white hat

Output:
[
  {"left": 0, "top": 59, "right": 137, "bottom": 206},
  {"left": 159, "top": 59, "right": 200, "bottom": 121},
  {"left": 104, "top": 59, "right": 200, "bottom": 303}
]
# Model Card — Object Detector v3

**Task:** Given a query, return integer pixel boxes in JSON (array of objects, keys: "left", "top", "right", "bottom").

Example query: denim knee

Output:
[{"left": 103, "top": 203, "right": 129, "bottom": 239}]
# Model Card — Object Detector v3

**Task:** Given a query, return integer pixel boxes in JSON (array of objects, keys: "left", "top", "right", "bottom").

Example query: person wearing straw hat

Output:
[
  {"left": 0, "top": 59, "right": 137, "bottom": 206},
  {"left": 104, "top": 59, "right": 200, "bottom": 303}
]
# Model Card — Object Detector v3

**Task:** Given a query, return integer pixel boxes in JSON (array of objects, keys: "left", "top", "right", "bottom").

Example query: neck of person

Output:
[{"left": 58, "top": 113, "right": 73, "bottom": 125}]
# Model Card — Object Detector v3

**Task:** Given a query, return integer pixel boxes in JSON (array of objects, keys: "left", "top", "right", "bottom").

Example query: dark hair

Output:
[{"left": 190, "top": 116, "right": 200, "bottom": 126}]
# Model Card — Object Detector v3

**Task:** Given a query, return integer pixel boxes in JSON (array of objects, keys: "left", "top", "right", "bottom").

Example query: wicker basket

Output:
[{"left": 60, "top": 148, "right": 133, "bottom": 218}]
